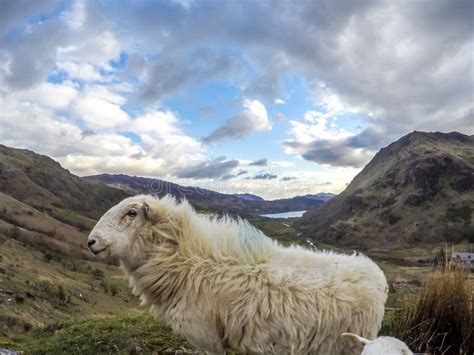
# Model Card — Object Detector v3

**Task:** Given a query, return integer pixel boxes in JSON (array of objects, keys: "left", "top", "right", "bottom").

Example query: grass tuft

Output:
[{"left": 391, "top": 260, "right": 473, "bottom": 354}]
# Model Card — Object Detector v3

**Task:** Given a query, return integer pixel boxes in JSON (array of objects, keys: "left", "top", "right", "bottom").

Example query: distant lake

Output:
[{"left": 261, "top": 210, "right": 306, "bottom": 219}]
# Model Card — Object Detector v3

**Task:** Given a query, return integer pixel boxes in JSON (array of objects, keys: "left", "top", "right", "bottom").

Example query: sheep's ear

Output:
[
  {"left": 142, "top": 201, "right": 161, "bottom": 223},
  {"left": 341, "top": 333, "right": 371, "bottom": 353}
]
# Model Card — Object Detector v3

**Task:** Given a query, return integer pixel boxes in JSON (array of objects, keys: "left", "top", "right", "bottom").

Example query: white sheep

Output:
[
  {"left": 341, "top": 333, "right": 413, "bottom": 355},
  {"left": 87, "top": 195, "right": 388, "bottom": 354}
]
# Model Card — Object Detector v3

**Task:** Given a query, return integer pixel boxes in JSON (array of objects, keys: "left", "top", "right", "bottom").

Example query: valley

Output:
[{"left": 0, "top": 132, "right": 473, "bottom": 353}]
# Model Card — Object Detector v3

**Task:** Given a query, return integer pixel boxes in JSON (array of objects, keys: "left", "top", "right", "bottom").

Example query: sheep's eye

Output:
[{"left": 127, "top": 209, "right": 138, "bottom": 217}]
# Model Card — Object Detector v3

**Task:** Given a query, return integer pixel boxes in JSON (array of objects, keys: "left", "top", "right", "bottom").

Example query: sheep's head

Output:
[
  {"left": 341, "top": 333, "right": 413, "bottom": 355},
  {"left": 87, "top": 195, "right": 173, "bottom": 261}
]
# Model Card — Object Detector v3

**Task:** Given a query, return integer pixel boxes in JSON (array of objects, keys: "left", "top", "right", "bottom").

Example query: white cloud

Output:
[
  {"left": 58, "top": 154, "right": 166, "bottom": 176},
  {"left": 282, "top": 88, "right": 382, "bottom": 168},
  {"left": 59, "top": 108, "right": 206, "bottom": 175},
  {"left": 284, "top": 106, "right": 386, "bottom": 168},
  {"left": 57, "top": 31, "right": 121, "bottom": 69},
  {"left": 204, "top": 99, "right": 271, "bottom": 143},
  {"left": 0, "top": 80, "right": 205, "bottom": 178},
  {"left": 0, "top": 89, "right": 141, "bottom": 158},
  {"left": 83, "top": 84, "right": 127, "bottom": 105},
  {"left": 72, "top": 93, "right": 130, "bottom": 128},
  {"left": 56, "top": 61, "right": 102, "bottom": 81},
  {"left": 61, "top": 0, "right": 86, "bottom": 30},
  {"left": 319, "top": 92, "right": 355, "bottom": 114},
  {"left": 274, "top": 98, "right": 286, "bottom": 104},
  {"left": 129, "top": 110, "right": 205, "bottom": 168},
  {"left": 289, "top": 110, "right": 353, "bottom": 144},
  {"left": 244, "top": 99, "right": 271, "bottom": 130},
  {"left": 16, "top": 81, "right": 78, "bottom": 110}
]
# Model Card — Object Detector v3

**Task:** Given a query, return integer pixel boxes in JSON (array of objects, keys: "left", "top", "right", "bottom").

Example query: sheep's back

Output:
[{"left": 218, "top": 248, "right": 387, "bottom": 353}]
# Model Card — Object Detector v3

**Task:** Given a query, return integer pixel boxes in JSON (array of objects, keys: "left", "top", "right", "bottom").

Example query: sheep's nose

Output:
[{"left": 87, "top": 238, "right": 97, "bottom": 248}]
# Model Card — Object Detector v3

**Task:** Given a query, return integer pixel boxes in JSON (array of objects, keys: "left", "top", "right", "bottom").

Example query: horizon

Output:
[
  {"left": 2, "top": 129, "right": 469, "bottom": 201},
  {"left": 0, "top": 1, "right": 472, "bottom": 199}
]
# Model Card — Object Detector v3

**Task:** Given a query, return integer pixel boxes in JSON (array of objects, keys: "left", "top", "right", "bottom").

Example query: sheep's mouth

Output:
[{"left": 92, "top": 247, "right": 107, "bottom": 255}]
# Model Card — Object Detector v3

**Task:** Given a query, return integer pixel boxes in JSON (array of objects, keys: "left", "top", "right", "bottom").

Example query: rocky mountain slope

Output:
[
  {"left": 297, "top": 131, "right": 474, "bottom": 249},
  {"left": 85, "top": 174, "right": 325, "bottom": 216}
]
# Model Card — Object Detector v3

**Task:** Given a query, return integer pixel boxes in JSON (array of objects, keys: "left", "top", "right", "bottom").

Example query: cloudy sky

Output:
[{"left": 0, "top": 0, "right": 472, "bottom": 199}]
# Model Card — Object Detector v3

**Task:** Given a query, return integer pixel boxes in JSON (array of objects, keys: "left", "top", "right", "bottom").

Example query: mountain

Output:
[
  {"left": 0, "top": 143, "right": 324, "bottom": 222},
  {"left": 83, "top": 173, "right": 255, "bottom": 215},
  {"left": 297, "top": 131, "right": 474, "bottom": 249},
  {"left": 0, "top": 145, "right": 129, "bottom": 228},
  {"left": 85, "top": 174, "right": 325, "bottom": 216},
  {"left": 303, "top": 193, "right": 336, "bottom": 202},
  {"left": 233, "top": 193, "right": 265, "bottom": 202}
]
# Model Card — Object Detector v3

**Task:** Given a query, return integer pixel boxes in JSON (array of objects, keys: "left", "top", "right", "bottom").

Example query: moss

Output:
[{"left": 16, "top": 314, "right": 193, "bottom": 354}]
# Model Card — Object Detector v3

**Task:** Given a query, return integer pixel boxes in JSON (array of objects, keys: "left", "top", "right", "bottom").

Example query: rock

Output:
[
  {"left": 404, "top": 192, "right": 426, "bottom": 206},
  {"left": 0, "top": 288, "right": 14, "bottom": 296},
  {"left": 0, "top": 349, "right": 21, "bottom": 355}
]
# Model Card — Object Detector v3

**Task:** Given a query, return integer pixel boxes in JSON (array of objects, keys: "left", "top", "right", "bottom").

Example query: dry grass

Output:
[{"left": 392, "top": 259, "right": 473, "bottom": 354}]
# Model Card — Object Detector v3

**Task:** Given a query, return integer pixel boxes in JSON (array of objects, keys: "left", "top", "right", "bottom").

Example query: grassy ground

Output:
[
  {"left": 9, "top": 309, "right": 406, "bottom": 354},
  {"left": 15, "top": 314, "right": 193, "bottom": 354}
]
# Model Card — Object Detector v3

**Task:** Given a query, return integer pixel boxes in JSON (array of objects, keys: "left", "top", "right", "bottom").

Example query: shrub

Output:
[
  {"left": 45, "top": 228, "right": 57, "bottom": 238},
  {"left": 447, "top": 206, "right": 472, "bottom": 225},
  {"left": 36, "top": 281, "right": 54, "bottom": 296},
  {"left": 10, "top": 225, "right": 21, "bottom": 239},
  {"left": 391, "top": 261, "right": 473, "bottom": 354},
  {"left": 56, "top": 285, "right": 71, "bottom": 305},
  {"left": 110, "top": 284, "right": 120, "bottom": 296},
  {"left": 92, "top": 268, "right": 105, "bottom": 280},
  {"left": 100, "top": 280, "right": 109, "bottom": 294},
  {"left": 43, "top": 252, "right": 53, "bottom": 263}
]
